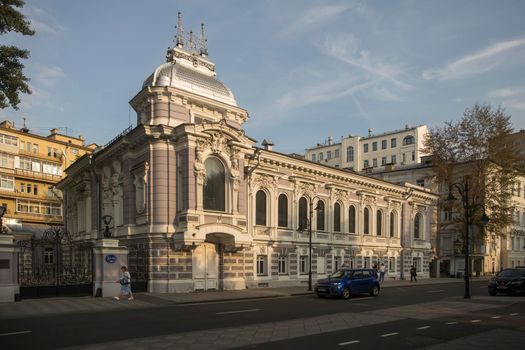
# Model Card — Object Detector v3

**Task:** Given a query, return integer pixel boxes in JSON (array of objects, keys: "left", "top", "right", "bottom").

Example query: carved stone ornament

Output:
[
  {"left": 133, "top": 162, "right": 149, "bottom": 214},
  {"left": 333, "top": 189, "right": 349, "bottom": 203},
  {"left": 294, "top": 182, "right": 316, "bottom": 198},
  {"left": 360, "top": 194, "right": 377, "bottom": 206},
  {"left": 251, "top": 173, "right": 277, "bottom": 191},
  {"left": 258, "top": 246, "right": 267, "bottom": 254}
]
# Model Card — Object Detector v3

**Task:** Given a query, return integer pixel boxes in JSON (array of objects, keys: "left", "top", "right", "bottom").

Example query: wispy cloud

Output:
[
  {"left": 280, "top": 4, "right": 352, "bottom": 36},
  {"left": 488, "top": 87, "right": 525, "bottom": 110},
  {"left": 423, "top": 36, "right": 525, "bottom": 80},
  {"left": 323, "top": 33, "right": 413, "bottom": 90},
  {"left": 25, "top": 5, "right": 63, "bottom": 34},
  {"left": 33, "top": 64, "right": 66, "bottom": 86},
  {"left": 488, "top": 87, "right": 522, "bottom": 98}
]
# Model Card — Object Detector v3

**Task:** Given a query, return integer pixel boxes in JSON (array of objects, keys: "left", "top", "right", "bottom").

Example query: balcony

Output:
[{"left": 14, "top": 168, "right": 62, "bottom": 182}]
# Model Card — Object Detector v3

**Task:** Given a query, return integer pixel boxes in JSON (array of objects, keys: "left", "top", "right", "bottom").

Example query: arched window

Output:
[
  {"left": 414, "top": 213, "right": 423, "bottom": 239},
  {"left": 348, "top": 206, "right": 356, "bottom": 233},
  {"left": 255, "top": 190, "right": 267, "bottom": 226},
  {"left": 403, "top": 135, "right": 415, "bottom": 145},
  {"left": 278, "top": 194, "right": 288, "bottom": 228},
  {"left": 334, "top": 203, "right": 341, "bottom": 232},
  {"left": 390, "top": 211, "right": 396, "bottom": 237},
  {"left": 364, "top": 207, "right": 370, "bottom": 234},
  {"left": 203, "top": 157, "right": 225, "bottom": 211},
  {"left": 376, "top": 210, "right": 383, "bottom": 236},
  {"left": 316, "top": 200, "right": 325, "bottom": 231},
  {"left": 346, "top": 146, "right": 354, "bottom": 162},
  {"left": 298, "top": 197, "right": 308, "bottom": 230}
]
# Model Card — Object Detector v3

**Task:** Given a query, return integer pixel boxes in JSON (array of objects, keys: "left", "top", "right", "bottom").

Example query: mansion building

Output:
[{"left": 58, "top": 23, "right": 438, "bottom": 293}]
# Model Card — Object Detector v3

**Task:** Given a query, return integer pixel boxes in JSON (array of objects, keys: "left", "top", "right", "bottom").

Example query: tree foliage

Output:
[
  {"left": 0, "top": 0, "right": 34, "bottom": 110},
  {"left": 423, "top": 104, "right": 522, "bottom": 239}
]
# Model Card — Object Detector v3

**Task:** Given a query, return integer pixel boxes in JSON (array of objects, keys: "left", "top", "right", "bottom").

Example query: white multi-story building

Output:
[{"left": 305, "top": 125, "right": 428, "bottom": 173}]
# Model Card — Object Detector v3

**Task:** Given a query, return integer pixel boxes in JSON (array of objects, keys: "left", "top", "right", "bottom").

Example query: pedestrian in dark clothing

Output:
[{"left": 410, "top": 265, "right": 417, "bottom": 282}]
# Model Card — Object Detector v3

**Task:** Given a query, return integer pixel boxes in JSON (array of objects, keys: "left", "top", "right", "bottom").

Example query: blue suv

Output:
[{"left": 315, "top": 268, "right": 380, "bottom": 299}]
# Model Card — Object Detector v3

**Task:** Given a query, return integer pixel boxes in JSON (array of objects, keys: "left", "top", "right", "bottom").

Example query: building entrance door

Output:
[{"left": 192, "top": 243, "right": 218, "bottom": 291}]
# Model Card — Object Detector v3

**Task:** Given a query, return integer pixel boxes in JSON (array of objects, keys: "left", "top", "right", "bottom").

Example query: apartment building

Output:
[
  {"left": 304, "top": 125, "right": 428, "bottom": 173},
  {"left": 0, "top": 120, "right": 95, "bottom": 238}
]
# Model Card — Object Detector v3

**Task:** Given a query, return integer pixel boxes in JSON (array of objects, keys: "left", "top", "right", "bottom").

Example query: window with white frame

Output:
[
  {"left": 414, "top": 213, "right": 423, "bottom": 239},
  {"left": 256, "top": 255, "right": 267, "bottom": 276},
  {"left": 334, "top": 149, "right": 339, "bottom": 158},
  {"left": 389, "top": 257, "right": 396, "bottom": 272},
  {"left": 255, "top": 190, "right": 267, "bottom": 226},
  {"left": 299, "top": 256, "right": 308, "bottom": 274},
  {"left": 0, "top": 133, "right": 18, "bottom": 147},
  {"left": 334, "top": 256, "right": 342, "bottom": 271},
  {"left": 0, "top": 153, "right": 14, "bottom": 168},
  {"left": 346, "top": 146, "right": 354, "bottom": 162},
  {"left": 44, "top": 248, "right": 54, "bottom": 264},
  {"left": 311, "top": 154, "right": 316, "bottom": 162},
  {"left": 413, "top": 257, "right": 422, "bottom": 272},
  {"left": 363, "top": 256, "right": 370, "bottom": 268},
  {"left": 0, "top": 175, "right": 14, "bottom": 190},
  {"left": 19, "top": 156, "right": 32, "bottom": 170},
  {"left": 278, "top": 255, "right": 287, "bottom": 274}
]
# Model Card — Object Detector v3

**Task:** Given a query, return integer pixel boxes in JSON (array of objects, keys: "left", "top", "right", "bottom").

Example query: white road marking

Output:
[
  {"left": 491, "top": 316, "right": 501, "bottom": 319},
  {"left": 510, "top": 313, "right": 518, "bottom": 316},
  {"left": 417, "top": 326, "right": 430, "bottom": 330},
  {"left": 471, "top": 320, "right": 481, "bottom": 323},
  {"left": 446, "top": 322, "right": 458, "bottom": 325},
  {"left": 350, "top": 297, "right": 374, "bottom": 301},
  {"left": 338, "top": 340, "right": 360, "bottom": 346},
  {"left": 216, "top": 308, "right": 261, "bottom": 315},
  {"left": 381, "top": 332, "right": 399, "bottom": 337},
  {"left": 426, "top": 290, "right": 444, "bottom": 293},
  {"left": 0, "top": 331, "right": 32, "bottom": 337}
]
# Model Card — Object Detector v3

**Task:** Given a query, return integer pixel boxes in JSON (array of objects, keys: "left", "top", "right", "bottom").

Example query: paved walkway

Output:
[{"left": 0, "top": 277, "right": 488, "bottom": 320}]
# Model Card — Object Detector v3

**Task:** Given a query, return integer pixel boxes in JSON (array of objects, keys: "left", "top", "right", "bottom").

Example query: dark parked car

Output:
[
  {"left": 488, "top": 268, "right": 525, "bottom": 296},
  {"left": 315, "top": 268, "right": 380, "bottom": 299}
]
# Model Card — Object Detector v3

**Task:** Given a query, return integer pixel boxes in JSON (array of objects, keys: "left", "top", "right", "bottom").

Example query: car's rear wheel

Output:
[
  {"left": 370, "top": 284, "right": 380, "bottom": 296},
  {"left": 489, "top": 291, "right": 497, "bottom": 296},
  {"left": 342, "top": 287, "right": 351, "bottom": 299}
]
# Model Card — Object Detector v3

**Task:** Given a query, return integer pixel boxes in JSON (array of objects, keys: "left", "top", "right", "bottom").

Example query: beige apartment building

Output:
[
  {"left": 0, "top": 120, "right": 95, "bottom": 239},
  {"left": 305, "top": 125, "right": 428, "bottom": 173}
]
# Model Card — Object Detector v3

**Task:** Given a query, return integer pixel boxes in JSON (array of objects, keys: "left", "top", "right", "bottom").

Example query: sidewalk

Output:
[{"left": 0, "top": 277, "right": 488, "bottom": 320}]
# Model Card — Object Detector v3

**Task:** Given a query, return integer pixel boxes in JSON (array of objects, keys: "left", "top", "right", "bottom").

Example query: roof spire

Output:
[
  {"left": 175, "top": 12, "right": 184, "bottom": 47},
  {"left": 199, "top": 23, "right": 208, "bottom": 57}
]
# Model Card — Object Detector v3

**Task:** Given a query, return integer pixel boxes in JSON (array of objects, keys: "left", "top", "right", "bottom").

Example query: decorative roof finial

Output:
[
  {"left": 175, "top": 12, "right": 184, "bottom": 47},
  {"left": 199, "top": 23, "right": 208, "bottom": 57}
]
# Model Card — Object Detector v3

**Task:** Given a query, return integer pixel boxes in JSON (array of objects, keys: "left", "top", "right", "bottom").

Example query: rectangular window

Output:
[
  {"left": 381, "top": 157, "right": 387, "bottom": 166},
  {"left": 334, "top": 149, "right": 339, "bottom": 158},
  {"left": 381, "top": 140, "right": 387, "bottom": 149},
  {"left": 19, "top": 157, "right": 32, "bottom": 170},
  {"left": 53, "top": 148, "right": 59, "bottom": 158},
  {"left": 391, "top": 155, "right": 396, "bottom": 164},
  {"left": 391, "top": 138, "right": 397, "bottom": 147},
  {"left": 17, "top": 200, "right": 28, "bottom": 213},
  {"left": 327, "top": 151, "right": 332, "bottom": 159},
  {"left": 389, "top": 257, "right": 396, "bottom": 272},
  {"left": 413, "top": 257, "right": 422, "bottom": 272},
  {"left": 256, "top": 255, "right": 267, "bottom": 276},
  {"left": 311, "top": 154, "right": 316, "bottom": 162},
  {"left": 334, "top": 256, "right": 342, "bottom": 271},
  {"left": 363, "top": 144, "right": 369, "bottom": 153},
  {"left": 319, "top": 152, "right": 323, "bottom": 161},
  {"left": 19, "top": 140, "right": 25, "bottom": 151},
  {"left": 372, "top": 142, "right": 377, "bottom": 151},
  {"left": 278, "top": 256, "right": 287, "bottom": 274},
  {"left": 0, "top": 152, "right": 14, "bottom": 168},
  {"left": 0, "top": 133, "right": 18, "bottom": 146},
  {"left": 30, "top": 201, "right": 39, "bottom": 214},
  {"left": 0, "top": 175, "right": 14, "bottom": 190},
  {"left": 32, "top": 144, "right": 39, "bottom": 154},
  {"left": 26, "top": 142, "right": 31, "bottom": 152},
  {"left": 363, "top": 257, "right": 370, "bottom": 268},
  {"left": 33, "top": 184, "right": 38, "bottom": 195},
  {"left": 20, "top": 183, "right": 25, "bottom": 192},
  {"left": 299, "top": 256, "right": 308, "bottom": 274},
  {"left": 44, "top": 248, "right": 54, "bottom": 264},
  {"left": 412, "top": 152, "right": 415, "bottom": 161},
  {"left": 416, "top": 179, "right": 425, "bottom": 187},
  {"left": 373, "top": 158, "right": 377, "bottom": 167},
  {"left": 364, "top": 160, "right": 369, "bottom": 168},
  {"left": 26, "top": 184, "right": 31, "bottom": 194},
  {"left": 47, "top": 147, "right": 52, "bottom": 156}
]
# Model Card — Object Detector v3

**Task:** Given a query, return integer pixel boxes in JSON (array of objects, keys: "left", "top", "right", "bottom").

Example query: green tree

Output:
[
  {"left": 0, "top": 0, "right": 34, "bottom": 110},
  {"left": 423, "top": 104, "right": 522, "bottom": 241}
]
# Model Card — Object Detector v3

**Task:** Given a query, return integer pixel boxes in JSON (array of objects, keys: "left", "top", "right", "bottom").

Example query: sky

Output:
[{"left": 2, "top": 0, "right": 525, "bottom": 153}]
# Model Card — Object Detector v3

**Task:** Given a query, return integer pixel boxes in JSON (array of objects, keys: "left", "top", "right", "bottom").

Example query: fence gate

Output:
[{"left": 17, "top": 228, "right": 93, "bottom": 299}]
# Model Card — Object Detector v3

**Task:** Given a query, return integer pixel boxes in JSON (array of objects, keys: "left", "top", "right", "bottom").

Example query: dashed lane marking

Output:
[
  {"left": 338, "top": 340, "right": 360, "bottom": 346},
  {"left": 471, "top": 320, "right": 481, "bottom": 323},
  {"left": 381, "top": 332, "right": 399, "bottom": 337},
  {"left": 0, "top": 331, "right": 32, "bottom": 337},
  {"left": 446, "top": 322, "right": 458, "bottom": 325},
  {"left": 216, "top": 308, "right": 261, "bottom": 315},
  {"left": 510, "top": 313, "right": 518, "bottom": 316},
  {"left": 426, "top": 290, "right": 444, "bottom": 293},
  {"left": 417, "top": 326, "right": 430, "bottom": 330},
  {"left": 491, "top": 316, "right": 501, "bottom": 319}
]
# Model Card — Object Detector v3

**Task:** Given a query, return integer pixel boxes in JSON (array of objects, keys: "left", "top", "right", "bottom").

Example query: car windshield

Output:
[
  {"left": 497, "top": 269, "right": 525, "bottom": 277},
  {"left": 330, "top": 270, "right": 352, "bottom": 279}
]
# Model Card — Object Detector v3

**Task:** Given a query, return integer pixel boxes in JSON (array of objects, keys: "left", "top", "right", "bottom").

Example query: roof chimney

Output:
[
  {"left": 50, "top": 128, "right": 59, "bottom": 135},
  {"left": 262, "top": 139, "right": 274, "bottom": 151},
  {"left": 328, "top": 136, "right": 333, "bottom": 145}
]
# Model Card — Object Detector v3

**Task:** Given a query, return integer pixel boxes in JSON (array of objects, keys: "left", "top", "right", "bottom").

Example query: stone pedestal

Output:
[
  {"left": 0, "top": 235, "right": 19, "bottom": 303},
  {"left": 93, "top": 239, "right": 128, "bottom": 297}
]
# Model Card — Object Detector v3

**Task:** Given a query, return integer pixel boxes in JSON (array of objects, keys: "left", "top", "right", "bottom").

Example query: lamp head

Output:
[
  {"left": 102, "top": 215, "right": 112, "bottom": 226},
  {"left": 446, "top": 191, "right": 456, "bottom": 202}
]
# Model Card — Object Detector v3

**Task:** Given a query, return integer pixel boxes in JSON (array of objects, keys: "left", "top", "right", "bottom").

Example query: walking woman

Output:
[{"left": 115, "top": 265, "right": 134, "bottom": 300}]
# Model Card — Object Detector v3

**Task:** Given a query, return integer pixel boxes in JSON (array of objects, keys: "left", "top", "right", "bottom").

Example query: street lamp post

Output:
[
  {"left": 298, "top": 196, "right": 322, "bottom": 291},
  {"left": 446, "top": 178, "right": 490, "bottom": 299}
]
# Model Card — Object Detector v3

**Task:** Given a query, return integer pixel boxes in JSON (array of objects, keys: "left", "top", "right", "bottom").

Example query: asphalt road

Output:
[{"left": 1, "top": 281, "right": 524, "bottom": 349}]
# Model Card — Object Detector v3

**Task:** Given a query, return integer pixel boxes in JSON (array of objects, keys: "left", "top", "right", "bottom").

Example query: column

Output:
[
  {"left": 0, "top": 235, "right": 19, "bottom": 302},
  {"left": 93, "top": 238, "right": 128, "bottom": 297}
]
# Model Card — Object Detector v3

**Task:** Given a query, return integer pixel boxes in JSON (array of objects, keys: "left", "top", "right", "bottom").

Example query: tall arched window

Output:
[
  {"left": 334, "top": 203, "right": 341, "bottom": 232},
  {"left": 278, "top": 194, "right": 288, "bottom": 228},
  {"left": 316, "top": 200, "right": 325, "bottom": 231},
  {"left": 364, "top": 207, "right": 370, "bottom": 234},
  {"left": 376, "top": 210, "right": 383, "bottom": 236},
  {"left": 346, "top": 146, "right": 354, "bottom": 162},
  {"left": 255, "top": 190, "right": 267, "bottom": 226},
  {"left": 390, "top": 211, "right": 396, "bottom": 237},
  {"left": 403, "top": 135, "right": 415, "bottom": 145},
  {"left": 203, "top": 157, "right": 225, "bottom": 211},
  {"left": 348, "top": 206, "right": 356, "bottom": 233},
  {"left": 414, "top": 213, "right": 423, "bottom": 239},
  {"left": 298, "top": 197, "right": 308, "bottom": 230}
]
